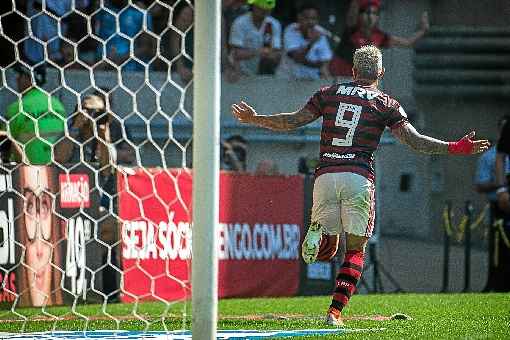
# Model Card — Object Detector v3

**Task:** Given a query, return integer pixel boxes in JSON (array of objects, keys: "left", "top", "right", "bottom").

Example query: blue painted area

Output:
[{"left": 1, "top": 329, "right": 353, "bottom": 339}]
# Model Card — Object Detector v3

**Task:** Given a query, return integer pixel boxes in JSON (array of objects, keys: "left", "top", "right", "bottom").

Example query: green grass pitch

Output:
[{"left": 0, "top": 293, "right": 508, "bottom": 339}]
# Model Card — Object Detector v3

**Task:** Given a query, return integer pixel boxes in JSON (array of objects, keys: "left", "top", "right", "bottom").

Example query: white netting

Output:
[{"left": 0, "top": 0, "right": 194, "bottom": 333}]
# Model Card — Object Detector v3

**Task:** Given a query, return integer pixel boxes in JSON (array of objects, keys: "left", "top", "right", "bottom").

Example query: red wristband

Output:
[{"left": 448, "top": 138, "right": 473, "bottom": 155}]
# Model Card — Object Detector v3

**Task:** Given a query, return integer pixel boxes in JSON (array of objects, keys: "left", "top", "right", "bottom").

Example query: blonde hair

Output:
[{"left": 353, "top": 45, "right": 383, "bottom": 80}]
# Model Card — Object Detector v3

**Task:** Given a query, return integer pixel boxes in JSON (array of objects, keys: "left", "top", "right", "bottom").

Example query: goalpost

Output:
[
  {"left": 0, "top": 0, "right": 221, "bottom": 338},
  {"left": 192, "top": 0, "right": 221, "bottom": 339}
]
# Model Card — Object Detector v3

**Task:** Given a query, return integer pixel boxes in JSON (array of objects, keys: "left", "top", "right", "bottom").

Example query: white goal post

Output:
[
  {"left": 0, "top": 0, "right": 222, "bottom": 338},
  {"left": 192, "top": 0, "right": 221, "bottom": 339}
]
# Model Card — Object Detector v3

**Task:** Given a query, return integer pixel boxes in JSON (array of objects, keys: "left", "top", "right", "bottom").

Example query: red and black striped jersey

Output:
[{"left": 305, "top": 81, "right": 408, "bottom": 182}]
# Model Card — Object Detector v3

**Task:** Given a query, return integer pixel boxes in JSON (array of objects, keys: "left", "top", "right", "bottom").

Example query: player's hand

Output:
[
  {"left": 448, "top": 131, "right": 490, "bottom": 155},
  {"left": 231, "top": 101, "right": 257, "bottom": 123}
]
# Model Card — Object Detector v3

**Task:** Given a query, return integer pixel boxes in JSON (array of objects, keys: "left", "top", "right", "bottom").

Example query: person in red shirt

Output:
[{"left": 329, "top": 0, "right": 429, "bottom": 79}]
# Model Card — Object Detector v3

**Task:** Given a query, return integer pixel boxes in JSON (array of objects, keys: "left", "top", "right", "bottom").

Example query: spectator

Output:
[
  {"left": 222, "top": 0, "right": 248, "bottom": 82},
  {"left": 23, "top": 0, "right": 72, "bottom": 65},
  {"left": 59, "top": 43, "right": 84, "bottom": 70},
  {"left": 56, "top": 92, "right": 135, "bottom": 171},
  {"left": 223, "top": 0, "right": 249, "bottom": 41},
  {"left": 2, "top": 64, "right": 67, "bottom": 165},
  {"left": 61, "top": 0, "right": 97, "bottom": 66},
  {"left": 134, "top": 31, "right": 157, "bottom": 70},
  {"left": 0, "top": 1, "right": 26, "bottom": 68},
  {"left": 496, "top": 118, "right": 510, "bottom": 213},
  {"left": 493, "top": 117, "right": 510, "bottom": 292},
  {"left": 329, "top": 0, "right": 429, "bottom": 79},
  {"left": 229, "top": 0, "right": 282, "bottom": 78},
  {"left": 168, "top": 1, "right": 194, "bottom": 85},
  {"left": 221, "top": 135, "right": 248, "bottom": 171},
  {"left": 54, "top": 90, "right": 135, "bottom": 302},
  {"left": 276, "top": 2, "right": 333, "bottom": 80},
  {"left": 94, "top": 0, "right": 153, "bottom": 71},
  {"left": 474, "top": 116, "right": 510, "bottom": 292}
]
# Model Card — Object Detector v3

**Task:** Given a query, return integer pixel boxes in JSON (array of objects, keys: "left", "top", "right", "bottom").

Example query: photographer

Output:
[
  {"left": 57, "top": 93, "right": 135, "bottom": 170},
  {"left": 56, "top": 92, "right": 136, "bottom": 214},
  {"left": 55, "top": 92, "right": 135, "bottom": 301}
]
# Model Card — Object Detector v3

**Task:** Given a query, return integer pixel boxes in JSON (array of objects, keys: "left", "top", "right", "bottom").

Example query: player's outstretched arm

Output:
[
  {"left": 391, "top": 122, "right": 490, "bottom": 155},
  {"left": 231, "top": 101, "right": 318, "bottom": 131}
]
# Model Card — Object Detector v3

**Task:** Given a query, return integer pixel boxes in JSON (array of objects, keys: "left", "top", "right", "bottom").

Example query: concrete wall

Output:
[{"left": 431, "top": 0, "right": 510, "bottom": 27}]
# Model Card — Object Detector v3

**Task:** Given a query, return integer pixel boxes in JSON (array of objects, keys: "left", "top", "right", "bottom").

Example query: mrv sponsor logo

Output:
[
  {"left": 121, "top": 211, "right": 301, "bottom": 261},
  {"left": 59, "top": 174, "right": 90, "bottom": 208},
  {"left": 336, "top": 85, "right": 379, "bottom": 100}
]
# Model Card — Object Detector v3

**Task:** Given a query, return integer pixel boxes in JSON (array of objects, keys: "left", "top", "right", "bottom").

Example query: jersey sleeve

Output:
[
  {"left": 385, "top": 101, "right": 408, "bottom": 129},
  {"left": 304, "top": 88, "right": 324, "bottom": 118},
  {"left": 497, "top": 120, "right": 510, "bottom": 155}
]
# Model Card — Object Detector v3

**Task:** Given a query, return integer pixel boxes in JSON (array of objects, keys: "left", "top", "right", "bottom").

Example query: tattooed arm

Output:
[
  {"left": 391, "top": 122, "right": 449, "bottom": 154},
  {"left": 392, "top": 122, "right": 490, "bottom": 155},
  {"left": 231, "top": 101, "right": 318, "bottom": 131}
]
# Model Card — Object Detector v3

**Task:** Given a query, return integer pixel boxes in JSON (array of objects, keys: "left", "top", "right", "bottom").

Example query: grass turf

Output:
[{"left": 0, "top": 293, "right": 508, "bottom": 339}]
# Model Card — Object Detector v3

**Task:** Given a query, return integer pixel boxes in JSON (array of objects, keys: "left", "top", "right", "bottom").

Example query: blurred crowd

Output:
[
  {"left": 1, "top": 0, "right": 428, "bottom": 85},
  {"left": 0, "top": 0, "right": 429, "bottom": 172}
]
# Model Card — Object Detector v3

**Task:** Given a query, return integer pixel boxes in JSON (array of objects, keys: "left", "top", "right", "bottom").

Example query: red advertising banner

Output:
[
  {"left": 59, "top": 174, "right": 91, "bottom": 208},
  {"left": 119, "top": 169, "right": 193, "bottom": 302},
  {"left": 119, "top": 169, "right": 304, "bottom": 302},
  {"left": 218, "top": 172, "right": 303, "bottom": 298}
]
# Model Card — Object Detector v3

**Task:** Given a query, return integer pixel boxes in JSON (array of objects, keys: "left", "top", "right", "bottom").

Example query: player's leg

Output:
[
  {"left": 327, "top": 173, "right": 375, "bottom": 326},
  {"left": 302, "top": 173, "right": 342, "bottom": 264},
  {"left": 327, "top": 233, "right": 368, "bottom": 325}
]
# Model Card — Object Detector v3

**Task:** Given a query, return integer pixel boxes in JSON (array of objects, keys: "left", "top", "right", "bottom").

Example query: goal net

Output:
[{"left": 0, "top": 0, "right": 203, "bottom": 334}]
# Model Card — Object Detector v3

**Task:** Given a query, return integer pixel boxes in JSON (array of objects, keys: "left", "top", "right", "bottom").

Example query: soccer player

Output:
[{"left": 231, "top": 45, "right": 490, "bottom": 326}]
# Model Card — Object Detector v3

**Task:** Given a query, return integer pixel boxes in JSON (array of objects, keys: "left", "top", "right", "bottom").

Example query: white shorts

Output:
[{"left": 311, "top": 172, "right": 375, "bottom": 237}]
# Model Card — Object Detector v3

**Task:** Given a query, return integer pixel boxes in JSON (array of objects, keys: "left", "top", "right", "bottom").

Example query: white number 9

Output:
[{"left": 332, "top": 103, "right": 362, "bottom": 147}]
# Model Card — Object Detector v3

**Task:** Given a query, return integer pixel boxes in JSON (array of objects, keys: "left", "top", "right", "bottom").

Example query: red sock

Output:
[{"left": 330, "top": 250, "right": 364, "bottom": 312}]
